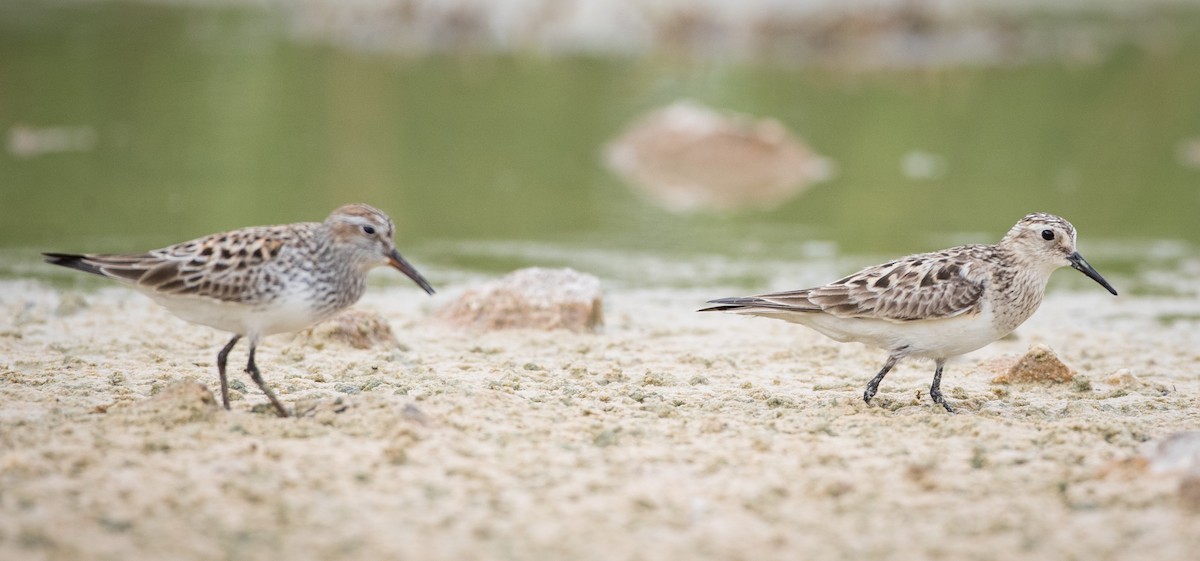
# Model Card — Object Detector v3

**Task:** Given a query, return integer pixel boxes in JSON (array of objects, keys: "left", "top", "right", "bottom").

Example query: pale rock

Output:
[
  {"left": 990, "top": 343, "right": 1076, "bottom": 384},
  {"left": 439, "top": 268, "right": 602, "bottom": 332},
  {"left": 294, "top": 308, "right": 400, "bottom": 350},
  {"left": 1102, "top": 368, "right": 1143, "bottom": 388}
]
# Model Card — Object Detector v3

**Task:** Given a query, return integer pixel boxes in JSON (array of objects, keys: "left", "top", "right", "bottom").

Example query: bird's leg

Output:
[
  {"left": 929, "top": 359, "right": 954, "bottom": 413},
  {"left": 244, "top": 340, "right": 289, "bottom": 417},
  {"left": 864, "top": 354, "right": 902, "bottom": 405},
  {"left": 216, "top": 335, "right": 241, "bottom": 411}
]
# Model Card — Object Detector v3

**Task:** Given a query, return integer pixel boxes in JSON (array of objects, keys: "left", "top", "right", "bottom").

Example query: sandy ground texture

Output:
[{"left": 2, "top": 276, "right": 1199, "bottom": 561}]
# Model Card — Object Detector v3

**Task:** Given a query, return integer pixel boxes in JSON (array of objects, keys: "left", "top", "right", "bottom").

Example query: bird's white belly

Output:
[
  {"left": 795, "top": 309, "right": 1008, "bottom": 359},
  {"left": 144, "top": 287, "right": 329, "bottom": 338}
]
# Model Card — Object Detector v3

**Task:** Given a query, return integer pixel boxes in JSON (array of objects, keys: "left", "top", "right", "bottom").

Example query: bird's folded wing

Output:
[
  {"left": 75, "top": 226, "right": 294, "bottom": 303},
  {"left": 754, "top": 254, "right": 988, "bottom": 322}
]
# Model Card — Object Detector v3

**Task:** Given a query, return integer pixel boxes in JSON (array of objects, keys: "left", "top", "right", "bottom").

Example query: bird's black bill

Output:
[
  {"left": 387, "top": 250, "right": 435, "bottom": 295},
  {"left": 1068, "top": 252, "right": 1117, "bottom": 296}
]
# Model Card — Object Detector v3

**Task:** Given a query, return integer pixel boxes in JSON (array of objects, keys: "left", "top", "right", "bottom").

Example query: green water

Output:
[{"left": 2, "top": 3, "right": 1199, "bottom": 289}]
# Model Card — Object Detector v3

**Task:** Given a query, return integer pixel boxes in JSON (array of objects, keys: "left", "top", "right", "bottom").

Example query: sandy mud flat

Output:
[{"left": 1, "top": 278, "right": 1198, "bottom": 560}]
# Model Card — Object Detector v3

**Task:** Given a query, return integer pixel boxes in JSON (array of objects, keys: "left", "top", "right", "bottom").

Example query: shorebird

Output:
[
  {"left": 44, "top": 204, "right": 435, "bottom": 417},
  {"left": 700, "top": 213, "right": 1118, "bottom": 412}
]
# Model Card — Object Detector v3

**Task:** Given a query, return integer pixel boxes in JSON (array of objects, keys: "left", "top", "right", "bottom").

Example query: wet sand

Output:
[{"left": 2, "top": 278, "right": 1198, "bottom": 560}]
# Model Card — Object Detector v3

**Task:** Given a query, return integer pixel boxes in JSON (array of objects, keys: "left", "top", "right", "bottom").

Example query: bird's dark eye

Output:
[
  {"left": 1041, "top": 229, "right": 1054, "bottom": 241},
  {"left": 362, "top": 225, "right": 376, "bottom": 235}
]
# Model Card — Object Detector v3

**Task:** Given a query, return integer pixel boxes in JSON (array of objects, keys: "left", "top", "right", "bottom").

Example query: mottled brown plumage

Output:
[
  {"left": 733, "top": 246, "right": 996, "bottom": 321},
  {"left": 44, "top": 204, "right": 435, "bottom": 417},
  {"left": 702, "top": 213, "right": 1118, "bottom": 412}
]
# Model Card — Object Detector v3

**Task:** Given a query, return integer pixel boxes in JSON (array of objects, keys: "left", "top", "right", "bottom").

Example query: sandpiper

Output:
[
  {"left": 44, "top": 204, "right": 435, "bottom": 417},
  {"left": 701, "top": 213, "right": 1118, "bottom": 412}
]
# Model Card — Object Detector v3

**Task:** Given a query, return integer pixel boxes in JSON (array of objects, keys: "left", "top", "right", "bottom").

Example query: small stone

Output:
[
  {"left": 642, "top": 371, "right": 674, "bottom": 386},
  {"left": 294, "top": 308, "right": 399, "bottom": 350},
  {"left": 990, "top": 344, "right": 1075, "bottom": 384},
  {"left": 766, "top": 395, "right": 796, "bottom": 408},
  {"left": 438, "top": 268, "right": 603, "bottom": 332},
  {"left": 1103, "top": 368, "right": 1143, "bottom": 388},
  {"left": 334, "top": 383, "right": 361, "bottom": 395},
  {"left": 1072, "top": 376, "right": 1093, "bottom": 393}
]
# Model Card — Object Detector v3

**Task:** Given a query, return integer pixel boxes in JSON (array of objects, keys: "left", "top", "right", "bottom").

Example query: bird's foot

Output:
[
  {"left": 863, "top": 382, "right": 882, "bottom": 405},
  {"left": 244, "top": 366, "right": 290, "bottom": 418},
  {"left": 249, "top": 402, "right": 292, "bottom": 417},
  {"left": 930, "top": 390, "right": 955, "bottom": 413}
]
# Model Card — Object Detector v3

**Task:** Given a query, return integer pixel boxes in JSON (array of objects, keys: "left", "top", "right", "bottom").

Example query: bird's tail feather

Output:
[
  {"left": 43, "top": 253, "right": 106, "bottom": 277},
  {"left": 698, "top": 294, "right": 823, "bottom": 316}
]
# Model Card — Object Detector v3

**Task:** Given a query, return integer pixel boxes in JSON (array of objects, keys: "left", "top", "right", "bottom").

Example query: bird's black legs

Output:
[
  {"left": 929, "top": 359, "right": 954, "bottom": 413},
  {"left": 216, "top": 335, "right": 241, "bottom": 411},
  {"left": 863, "top": 354, "right": 902, "bottom": 404},
  {"left": 245, "top": 340, "right": 289, "bottom": 417},
  {"left": 864, "top": 353, "right": 953, "bottom": 413},
  {"left": 215, "top": 335, "right": 288, "bottom": 417}
]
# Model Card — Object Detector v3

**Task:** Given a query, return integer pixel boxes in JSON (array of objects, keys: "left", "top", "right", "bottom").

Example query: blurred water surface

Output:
[{"left": 2, "top": 2, "right": 1199, "bottom": 292}]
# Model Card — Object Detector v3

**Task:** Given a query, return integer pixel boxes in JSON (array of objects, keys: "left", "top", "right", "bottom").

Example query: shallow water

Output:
[{"left": 1, "top": 2, "right": 1199, "bottom": 293}]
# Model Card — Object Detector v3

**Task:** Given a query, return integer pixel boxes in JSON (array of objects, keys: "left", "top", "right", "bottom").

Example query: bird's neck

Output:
[
  {"left": 989, "top": 247, "right": 1052, "bottom": 334},
  {"left": 308, "top": 231, "right": 370, "bottom": 316}
]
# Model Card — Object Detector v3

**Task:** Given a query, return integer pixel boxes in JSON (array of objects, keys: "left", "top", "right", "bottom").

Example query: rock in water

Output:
[
  {"left": 439, "top": 268, "right": 602, "bottom": 332},
  {"left": 604, "top": 100, "right": 833, "bottom": 212}
]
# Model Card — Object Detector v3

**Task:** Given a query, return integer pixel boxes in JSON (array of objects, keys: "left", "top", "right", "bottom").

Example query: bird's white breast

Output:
[
  {"left": 141, "top": 282, "right": 331, "bottom": 339},
  {"left": 784, "top": 301, "right": 1011, "bottom": 360}
]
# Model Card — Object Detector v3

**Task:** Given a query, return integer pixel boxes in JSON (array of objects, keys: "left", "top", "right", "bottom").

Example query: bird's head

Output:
[
  {"left": 325, "top": 203, "right": 435, "bottom": 295},
  {"left": 1001, "top": 213, "right": 1116, "bottom": 295}
]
